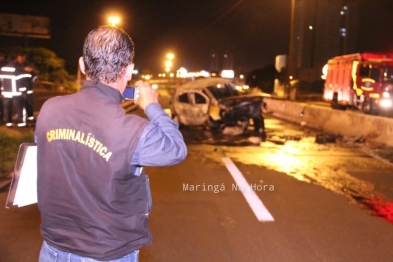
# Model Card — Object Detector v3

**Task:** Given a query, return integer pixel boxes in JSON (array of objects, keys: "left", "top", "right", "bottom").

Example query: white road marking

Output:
[{"left": 221, "top": 157, "right": 274, "bottom": 222}]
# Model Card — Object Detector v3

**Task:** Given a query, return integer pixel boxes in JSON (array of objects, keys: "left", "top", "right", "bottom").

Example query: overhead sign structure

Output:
[{"left": 0, "top": 13, "right": 50, "bottom": 39}]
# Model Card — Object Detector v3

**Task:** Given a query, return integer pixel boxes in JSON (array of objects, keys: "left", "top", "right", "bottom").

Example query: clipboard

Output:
[{"left": 5, "top": 143, "right": 38, "bottom": 208}]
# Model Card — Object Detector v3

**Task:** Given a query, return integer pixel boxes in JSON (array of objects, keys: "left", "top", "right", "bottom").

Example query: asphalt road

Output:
[
  {"left": 2, "top": 119, "right": 393, "bottom": 261},
  {"left": 141, "top": 144, "right": 393, "bottom": 262},
  {"left": 1, "top": 87, "right": 393, "bottom": 261}
]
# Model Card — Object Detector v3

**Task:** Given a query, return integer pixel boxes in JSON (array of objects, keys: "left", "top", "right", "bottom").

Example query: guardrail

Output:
[
  {"left": 294, "top": 93, "right": 323, "bottom": 101},
  {"left": 264, "top": 97, "right": 393, "bottom": 147}
]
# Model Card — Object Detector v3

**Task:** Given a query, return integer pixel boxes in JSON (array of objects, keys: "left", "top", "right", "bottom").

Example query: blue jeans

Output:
[{"left": 39, "top": 241, "right": 139, "bottom": 262}]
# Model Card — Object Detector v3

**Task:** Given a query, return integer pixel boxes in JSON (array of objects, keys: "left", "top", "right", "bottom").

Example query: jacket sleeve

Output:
[{"left": 131, "top": 103, "right": 187, "bottom": 166}]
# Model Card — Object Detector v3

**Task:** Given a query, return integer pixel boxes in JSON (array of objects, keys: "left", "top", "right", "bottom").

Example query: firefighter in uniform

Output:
[
  {"left": 0, "top": 57, "right": 32, "bottom": 127},
  {"left": 15, "top": 53, "right": 36, "bottom": 122},
  {"left": 24, "top": 70, "right": 36, "bottom": 122}
]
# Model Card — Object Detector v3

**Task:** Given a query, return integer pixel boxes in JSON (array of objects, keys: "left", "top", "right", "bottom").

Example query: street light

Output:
[
  {"left": 166, "top": 53, "right": 174, "bottom": 60},
  {"left": 165, "top": 53, "right": 174, "bottom": 72},
  {"left": 108, "top": 16, "right": 120, "bottom": 26},
  {"left": 165, "top": 60, "right": 173, "bottom": 68},
  {"left": 164, "top": 53, "right": 175, "bottom": 87},
  {"left": 164, "top": 53, "right": 175, "bottom": 73},
  {"left": 287, "top": 0, "right": 295, "bottom": 100}
]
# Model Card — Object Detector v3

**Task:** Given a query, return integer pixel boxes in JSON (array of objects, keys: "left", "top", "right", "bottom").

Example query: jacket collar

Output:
[{"left": 82, "top": 80, "right": 124, "bottom": 104}]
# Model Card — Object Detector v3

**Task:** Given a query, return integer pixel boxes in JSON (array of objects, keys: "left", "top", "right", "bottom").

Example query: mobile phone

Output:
[{"left": 123, "top": 86, "right": 139, "bottom": 100}]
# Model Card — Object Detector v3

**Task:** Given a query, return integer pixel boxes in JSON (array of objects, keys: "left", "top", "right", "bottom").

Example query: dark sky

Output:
[
  {"left": 0, "top": 0, "right": 291, "bottom": 74},
  {"left": 3, "top": 0, "right": 392, "bottom": 75}
]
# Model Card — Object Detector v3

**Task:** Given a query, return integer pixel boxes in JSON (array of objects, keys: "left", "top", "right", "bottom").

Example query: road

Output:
[{"left": 1, "top": 87, "right": 393, "bottom": 261}]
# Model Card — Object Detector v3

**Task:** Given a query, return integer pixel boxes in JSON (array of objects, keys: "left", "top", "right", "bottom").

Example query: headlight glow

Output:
[{"left": 379, "top": 99, "right": 392, "bottom": 107}]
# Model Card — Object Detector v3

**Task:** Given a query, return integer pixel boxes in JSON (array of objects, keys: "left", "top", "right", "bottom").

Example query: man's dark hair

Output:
[{"left": 82, "top": 25, "right": 135, "bottom": 84}]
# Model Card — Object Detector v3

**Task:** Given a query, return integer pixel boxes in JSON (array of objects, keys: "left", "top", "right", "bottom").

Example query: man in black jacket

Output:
[{"left": 36, "top": 25, "right": 187, "bottom": 262}]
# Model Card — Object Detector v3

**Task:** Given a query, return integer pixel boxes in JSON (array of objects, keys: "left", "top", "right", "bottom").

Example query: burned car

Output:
[{"left": 169, "top": 77, "right": 266, "bottom": 136}]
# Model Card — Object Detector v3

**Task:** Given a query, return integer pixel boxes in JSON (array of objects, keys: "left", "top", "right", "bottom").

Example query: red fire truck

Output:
[{"left": 323, "top": 52, "right": 393, "bottom": 114}]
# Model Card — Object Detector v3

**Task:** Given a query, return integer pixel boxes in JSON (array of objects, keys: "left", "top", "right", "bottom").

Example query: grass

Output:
[{"left": 0, "top": 129, "right": 35, "bottom": 178}]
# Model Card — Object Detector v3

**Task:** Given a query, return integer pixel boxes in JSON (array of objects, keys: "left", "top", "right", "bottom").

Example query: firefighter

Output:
[
  {"left": 25, "top": 69, "right": 37, "bottom": 122},
  {"left": 0, "top": 55, "right": 32, "bottom": 127},
  {"left": 15, "top": 53, "right": 36, "bottom": 122}
]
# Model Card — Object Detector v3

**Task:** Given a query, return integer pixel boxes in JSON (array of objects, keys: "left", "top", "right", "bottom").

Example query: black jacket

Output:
[{"left": 36, "top": 80, "right": 151, "bottom": 260}]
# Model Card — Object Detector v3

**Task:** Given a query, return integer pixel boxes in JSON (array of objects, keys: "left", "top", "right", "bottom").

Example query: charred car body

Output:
[{"left": 169, "top": 78, "right": 266, "bottom": 136}]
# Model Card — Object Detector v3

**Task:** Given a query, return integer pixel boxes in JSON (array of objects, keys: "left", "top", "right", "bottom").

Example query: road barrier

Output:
[{"left": 264, "top": 98, "right": 393, "bottom": 147}]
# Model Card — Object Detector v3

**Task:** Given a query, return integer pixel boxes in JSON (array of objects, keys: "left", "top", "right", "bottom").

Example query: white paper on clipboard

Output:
[{"left": 5, "top": 143, "right": 38, "bottom": 208}]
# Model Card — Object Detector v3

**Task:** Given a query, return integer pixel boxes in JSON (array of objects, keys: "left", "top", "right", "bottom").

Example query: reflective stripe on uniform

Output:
[
  {"left": 0, "top": 74, "right": 16, "bottom": 79},
  {"left": 1, "top": 91, "right": 21, "bottom": 97},
  {"left": 0, "top": 67, "right": 15, "bottom": 72},
  {"left": 0, "top": 70, "right": 27, "bottom": 96},
  {"left": 1, "top": 92, "right": 14, "bottom": 98},
  {"left": 16, "top": 74, "right": 32, "bottom": 80}
]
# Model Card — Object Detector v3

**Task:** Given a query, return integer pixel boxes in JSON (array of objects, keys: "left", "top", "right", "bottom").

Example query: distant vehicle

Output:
[
  {"left": 168, "top": 77, "right": 266, "bottom": 136},
  {"left": 323, "top": 52, "right": 393, "bottom": 114}
]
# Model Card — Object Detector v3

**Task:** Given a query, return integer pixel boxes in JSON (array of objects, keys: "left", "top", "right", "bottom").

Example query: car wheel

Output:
[{"left": 362, "top": 98, "right": 378, "bottom": 115}]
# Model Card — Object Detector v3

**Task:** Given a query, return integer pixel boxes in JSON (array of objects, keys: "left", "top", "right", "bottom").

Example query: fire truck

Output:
[{"left": 323, "top": 52, "right": 393, "bottom": 114}]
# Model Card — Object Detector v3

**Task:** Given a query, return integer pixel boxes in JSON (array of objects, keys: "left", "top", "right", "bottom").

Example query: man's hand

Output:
[
  {"left": 134, "top": 80, "right": 158, "bottom": 110},
  {"left": 24, "top": 66, "right": 33, "bottom": 72}
]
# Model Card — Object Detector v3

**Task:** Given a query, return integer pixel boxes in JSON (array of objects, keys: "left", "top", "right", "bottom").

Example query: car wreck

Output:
[{"left": 169, "top": 77, "right": 266, "bottom": 137}]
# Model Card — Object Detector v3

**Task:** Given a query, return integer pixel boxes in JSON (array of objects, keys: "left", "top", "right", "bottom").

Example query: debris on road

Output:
[
  {"left": 315, "top": 134, "right": 337, "bottom": 144},
  {"left": 248, "top": 136, "right": 262, "bottom": 145},
  {"left": 222, "top": 126, "right": 244, "bottom": 136},
  {"left": 266, "top": 136, "right": 286, "bottom": 145}
]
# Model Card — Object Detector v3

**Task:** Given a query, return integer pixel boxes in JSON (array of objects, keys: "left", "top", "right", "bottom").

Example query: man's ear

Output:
[
  {"left": 79, "top": 57, "right": 86, "bottom": 74},
  {"left": 125, "top": 63, "right": 134, "bottom": 81}
]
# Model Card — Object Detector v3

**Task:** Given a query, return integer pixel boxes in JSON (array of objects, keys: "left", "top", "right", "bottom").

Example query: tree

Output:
[
  {"left": 246, "top": 64, "right": 278, "bottom": 94},
  {"left": 4, "top": 47, "right": 78, "bottom": 92}
]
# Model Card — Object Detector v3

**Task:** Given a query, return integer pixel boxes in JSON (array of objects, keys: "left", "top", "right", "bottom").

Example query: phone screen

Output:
[{"left": 123, "top": 86, "right": 139, "bottom": 100}]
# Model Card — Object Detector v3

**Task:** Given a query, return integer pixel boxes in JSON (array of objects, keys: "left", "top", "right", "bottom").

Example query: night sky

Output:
[
  {"left": 1, "top": 0, "right": 393, "bottom": 75},
  {"left": 0, "top": 0, "right": 291, "bottom": 74}
]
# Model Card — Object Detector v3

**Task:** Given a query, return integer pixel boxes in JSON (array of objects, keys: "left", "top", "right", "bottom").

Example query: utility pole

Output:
[
  {"left": 288, "top": 0, "right": 295, "bottom": 80},
  {"left": 287, "top": 0, "right": 296, "bottom": 99}
]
